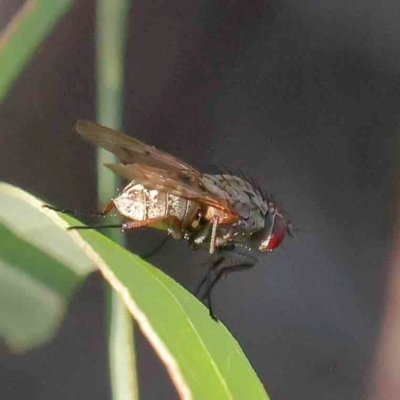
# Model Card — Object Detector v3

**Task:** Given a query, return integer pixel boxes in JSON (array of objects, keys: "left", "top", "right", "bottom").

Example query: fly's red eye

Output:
[
  {"left": 259, "top": 213, "right": 288, "bottom": 252},
  {"left": 264, "top": 226, "right": 286, "bottom": 250}
]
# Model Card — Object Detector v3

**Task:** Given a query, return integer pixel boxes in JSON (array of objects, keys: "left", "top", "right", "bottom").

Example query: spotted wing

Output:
[{"left": 75, "top": 120, "right": 199, "bottom": 176}]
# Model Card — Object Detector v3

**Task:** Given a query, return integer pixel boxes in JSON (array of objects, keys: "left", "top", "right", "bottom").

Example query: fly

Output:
[{"left": 45, "top": 121, "right": 294, "bottom": 319}]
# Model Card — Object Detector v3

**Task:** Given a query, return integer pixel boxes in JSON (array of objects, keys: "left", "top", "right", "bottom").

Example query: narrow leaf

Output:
[{"left": 0, "top": 183, "right": 269, "bottom": 400}]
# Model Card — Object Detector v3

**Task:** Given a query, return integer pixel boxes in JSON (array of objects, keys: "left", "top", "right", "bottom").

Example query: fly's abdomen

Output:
[{"left": 113, "top": 181, "right": 199, "bottom": 226}]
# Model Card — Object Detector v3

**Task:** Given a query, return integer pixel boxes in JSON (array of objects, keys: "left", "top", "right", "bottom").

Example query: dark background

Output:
[{"left": 1, "top": 0, "right": 400, "bottom": 399}]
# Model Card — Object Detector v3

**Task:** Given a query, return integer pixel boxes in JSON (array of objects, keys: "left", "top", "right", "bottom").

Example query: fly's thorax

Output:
[
  {"left": 201, "top": 174, "right": 267, "bottom": 210},
  {"left": 113, "top": 181, "right": 200, "bottom": 226},
  {"left": 201, "top": 173, "right": 267, "bottom": 232}
]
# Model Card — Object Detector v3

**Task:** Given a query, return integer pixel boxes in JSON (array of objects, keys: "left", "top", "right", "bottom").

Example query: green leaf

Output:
[
  {"left": 0, "top": 0, "right": 73, "bottom": 100},
  {"left": 0, "top": 183, "right": 269, "bottom": 400},
  {"left": 0, "top": 183, "right": 95, "bottom": 351}
]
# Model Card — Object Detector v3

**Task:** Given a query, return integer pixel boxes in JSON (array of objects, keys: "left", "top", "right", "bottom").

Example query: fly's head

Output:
[{"left": 255, "top": 201, "right": 294, "bottom": 252}]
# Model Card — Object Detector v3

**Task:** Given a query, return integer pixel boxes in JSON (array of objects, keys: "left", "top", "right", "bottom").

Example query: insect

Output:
[{"left": 46, "top": 121, "right": 293, "bottom": 319}]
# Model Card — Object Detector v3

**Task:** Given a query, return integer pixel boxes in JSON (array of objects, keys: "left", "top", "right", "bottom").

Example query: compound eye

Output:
[{"left": 259, "top": 213, "right": 287, "bottom": 252}]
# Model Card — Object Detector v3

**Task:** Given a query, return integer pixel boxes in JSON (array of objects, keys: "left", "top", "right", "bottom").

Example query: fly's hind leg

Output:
[
  {"left": 123, "top": 215, "right": 184, "bottom": 240},
  {"left": 122, "top": 217, "right": 169, "bottom": 231},
  {"left": 163, "top": 215, "right": 186, "bottom": 240},
  {"left": 43, "top": 200, "right": 115, "bottom": 217},
  {"left": 124, "top": 216, "right": 183, "bottom": 259},
  {"left": 45, "top": 200, "right": 120, "bottom": 230},
  {"left": 140, "top": 235, "right": 170, "bottom": 260},
  {"left": 68, "top": 216, "right": 167, "bottom": 232}
]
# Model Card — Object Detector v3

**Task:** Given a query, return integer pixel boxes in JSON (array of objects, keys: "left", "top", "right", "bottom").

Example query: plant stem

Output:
[{"left": 96, "top": 1, "right": 138, "bottom": 399}]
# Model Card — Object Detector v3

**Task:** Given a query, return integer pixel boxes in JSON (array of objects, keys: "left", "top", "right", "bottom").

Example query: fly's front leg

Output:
[{"left": 209, "top": 216, "right": 220, "bottom": 254}]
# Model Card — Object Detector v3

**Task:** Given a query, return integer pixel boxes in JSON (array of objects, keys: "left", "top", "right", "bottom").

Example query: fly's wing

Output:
[
  {"left": 75, "top": 120, "right": 199, "bottom": 175},
  {"left": 76, "top": 120, "right": 239, "bottom": 218},
  {"left": 105, "top": 163, "right": 236, "bottom": 214}
]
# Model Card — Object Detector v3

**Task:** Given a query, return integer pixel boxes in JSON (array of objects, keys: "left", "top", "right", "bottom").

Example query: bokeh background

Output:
[{"left": 1, "top": 0, "right": 400, "bottom": 399}]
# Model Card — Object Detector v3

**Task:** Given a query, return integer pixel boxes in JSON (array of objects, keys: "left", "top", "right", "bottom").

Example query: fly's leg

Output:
[
  {"left": 194, "top": 255, "right": 224, "bottom": 297},
  {"left": 194, "top": 255, "right": 224, "bottom": 321},
  {"left": 121, "top": 217, "right": 168, "bottom": 231},
  {"left": 67, "top": 223, "right": 123, "bottom": 230},
  {"left": 205, "top": 268, "right": 218, "bottom": 321},
  {"left": 102, "top": 201, "right": 116, "bottom": 215},
  {"left": 124, "top": 216, "right": 186, "bottom": 240},
  {"left": 209, "top": 216, "right": 220, "bottom": 254},
  {"left": 188, "top": 216, "right": 228, "bottom": 252},
  {"left": 200, "top": 261, "right": 255, "bottom": 302},
  {"left": 68, "top": 215, "right": 185, "bottom": 248},
  {"left": 162, "top": 215, "right": 186, "bottom": 240},
  {"left": 188, "top": 223, "right": 211, "bottom": 250},
  {"left": 194, "top": 244, "right": 236, "bottom": 297},
  {"left": 140, "top": 235, "right": 170, "bottom": 259},
  {"left": 67, "top": 216, "right": 164, "bottom": 231},
  {"left": 129, "top": 216, "right": 183, "bottom": 259},
  {"left": 45, "top": 200, "right": 119, "bottom": 230},
  {"left": 195, "top": 250, "right": 257, "bottom": 320},
  {"left": 43, "top": 200, "right": 115, "bottom": 217}
]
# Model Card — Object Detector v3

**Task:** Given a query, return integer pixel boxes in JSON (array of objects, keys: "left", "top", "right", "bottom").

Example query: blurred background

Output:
[{"left": 1, "top": 0, "right": 400, "bottom": 399}]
